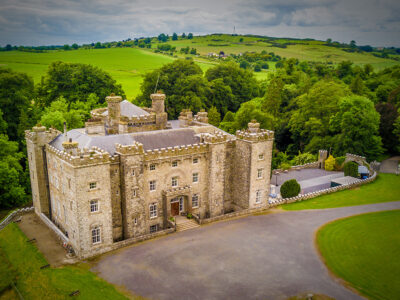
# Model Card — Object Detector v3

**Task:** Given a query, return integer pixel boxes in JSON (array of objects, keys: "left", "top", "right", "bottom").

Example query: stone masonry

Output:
[{"left": 25, "top": 94, "right": 274, "bottom": 259}]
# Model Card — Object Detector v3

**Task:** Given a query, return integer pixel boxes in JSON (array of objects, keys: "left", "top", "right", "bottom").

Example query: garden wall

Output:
[{"left": 0, "top": 207, "right": 34, "bottom": 231}]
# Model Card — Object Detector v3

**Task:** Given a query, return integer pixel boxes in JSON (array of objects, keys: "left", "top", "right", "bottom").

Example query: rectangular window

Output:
[
  {"left": 91, "top": 227, "right": 101, "bottom": 244},
  {"left": 150, "top": 203, "right": 157, "bottom": 218},
  {"left": 193, "top": 158, "right": 199, "bottom": 164},
  {"left": 257, "top": 169, "right": 263, "bottom": 179},
  {"left": 192, "top": 194, "right": 199, "bottom": 208},
  {"left": 132, "top": 169, "right": 135, "bottom": 176},
  {"left": 132, "top": 189, "right": 136, "bottom": 197},
  {"left": 68, "top": 178, "right": 71, "bottom": 189},
  {"left": 256, "top": 190, "right": 263, "bottom": 203},
  {"left": 134, "top": 218, "right": 138, "bottom": 225},
  {"left": 193, "top": 172, "right": 199, "bottom": 183},
  {"left": 150, "top": 224, "right": 158, "bottom": 233},
  {"left": 172, "top": 177, "right": 178, "bottom": 187},
  {"left": 149, "top": 180, "right": 156, "bottom": 191},
  {"left": 89, "top": 182, "right": 97, "bottom": 190},
  {"left": 172, "top": 161, "right": 178, "bottom": 167},
  {"left": 258, "top": 154, "right": 264, "bottom": 160},
  {"left": 150, "top": 164, "right": 156, "bottom": 171},
  {"left": 90, "top": 200, "right": 99, "bottom": 212}
]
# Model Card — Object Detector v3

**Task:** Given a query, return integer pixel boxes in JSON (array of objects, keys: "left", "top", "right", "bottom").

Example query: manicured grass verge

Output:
[
  {"left": 282, "top": 173, "right": 400, "bottom": 210},
  {"left": 0, "top": 223, "right": 131, "bottom": 300},
  {"left": 317, "top": 210, "right": 400, "bottom": 300}
]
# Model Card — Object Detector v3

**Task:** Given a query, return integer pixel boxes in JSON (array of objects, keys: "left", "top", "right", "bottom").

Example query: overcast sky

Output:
[{"left": 1, "top": 0, "right": 400, "bottom": 47}]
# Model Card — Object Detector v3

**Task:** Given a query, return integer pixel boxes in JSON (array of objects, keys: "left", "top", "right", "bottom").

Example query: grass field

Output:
[
  {"left": 0, "top": 223, "right": 133, "bottom": 300},
  {"left": 317, "top": 210, "right": 400, "bottom": 300},
  {"left": 282, "top": 173, "right": 400, "bottom": 210},
  {"left": 0, "top": 34, "right": 398, "bottom": 100}
]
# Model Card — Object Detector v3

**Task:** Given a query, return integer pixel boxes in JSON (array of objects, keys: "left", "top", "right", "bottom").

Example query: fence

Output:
[{"left": 0, "top": 207, "right": 34, "bottom": 231}]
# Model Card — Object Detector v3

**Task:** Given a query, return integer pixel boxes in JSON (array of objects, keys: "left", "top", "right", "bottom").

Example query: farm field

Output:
[
  {"left": 1, "top": 34, "right": 398, "bottom": 100},
  {"left": 317, "top": 210, "right": 400, "bottom": 300},
  {"left": 0, "top": 48, "right": 177, "bottom": 100},
  {"left": 281, "top": 173, "right": 400, "bottom": 210}
]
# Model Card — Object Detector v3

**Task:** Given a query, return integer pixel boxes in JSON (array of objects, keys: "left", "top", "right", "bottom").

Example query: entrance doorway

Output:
[{"left": 170, "top": 196, "right": 184, "bottom": 216}]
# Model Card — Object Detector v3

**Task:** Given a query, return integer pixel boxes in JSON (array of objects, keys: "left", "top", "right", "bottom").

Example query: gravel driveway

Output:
[{"left": 93, "top": 201, "right": 400, "bottom": 300}]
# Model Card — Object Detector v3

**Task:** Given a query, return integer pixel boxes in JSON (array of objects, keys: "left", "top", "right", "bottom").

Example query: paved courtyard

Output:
[
  {"left": 93, "top": 201, "right": 400, "bottom": 300},
  {"left": 271, "top": 168, "right": 344, "bottom": 194}
]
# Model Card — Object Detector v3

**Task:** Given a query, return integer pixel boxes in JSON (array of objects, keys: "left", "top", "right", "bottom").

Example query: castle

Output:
[{"left": 25, "top": 93, "right": 274, "bottom": 258}]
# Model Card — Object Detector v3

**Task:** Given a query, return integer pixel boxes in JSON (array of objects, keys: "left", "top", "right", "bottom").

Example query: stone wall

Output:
[{"left": 0, "top": 207, "right": 34, "bottom": 231}]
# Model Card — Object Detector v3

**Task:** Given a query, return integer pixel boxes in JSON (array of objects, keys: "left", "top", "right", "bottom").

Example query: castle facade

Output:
[{"left": 25, "top": 94, "right": 274, "bottom": 258}]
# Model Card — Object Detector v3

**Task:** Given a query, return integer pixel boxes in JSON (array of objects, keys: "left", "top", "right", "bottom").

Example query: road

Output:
[{"left": 93, "top": 201, "right": 400, "bottom": 300}]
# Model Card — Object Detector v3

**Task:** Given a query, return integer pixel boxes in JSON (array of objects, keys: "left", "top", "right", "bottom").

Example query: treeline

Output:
[{"left": 135, "top": 59, "right": 400, "bottom": 163}]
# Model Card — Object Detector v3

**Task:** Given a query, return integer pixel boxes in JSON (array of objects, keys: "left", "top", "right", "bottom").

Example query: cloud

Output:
[{"left": 0, "top": 0, "right": 399, "bottom": 46}]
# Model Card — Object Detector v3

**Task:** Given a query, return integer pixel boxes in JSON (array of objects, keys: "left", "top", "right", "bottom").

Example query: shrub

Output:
[
  {"left": 344, "top": 161, "right": 359, "bottom": 177},
  {"left": 279, "top": 162, "right": 291, "bottom": 170},
  {"left": 335, "top": 156, "right": 346, "bottom": 170},
  {"left": 280, "top": 179, "right": 301, "bottom": 199},
  {"left": 291, "top": 152, "right": 316, "bottom": 166},
  {"left": 324, "top": 155, "right": 336, "bottom": 171},
  {"left": 187, "top": 213, "right": 193, "bottom": 219}
]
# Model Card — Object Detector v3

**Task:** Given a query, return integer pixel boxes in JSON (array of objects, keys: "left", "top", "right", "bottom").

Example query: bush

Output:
[
  {"left": 324, "top": 155, "right": 336, "bottom": 171},
  {"left": 335, "top": 156, "right": 346, "bottom": 170},
  {"left": 187, "top": 213, "right": 193, "bottom": 219},
  {"left": 280, "top": 179, "right": 301, "bottom": 199},
  {"left": 279, "top": 162, "right": 291, "bottom": 170},
  {"left": 344, "top": 161, "right": 359, "bottom": 177}
]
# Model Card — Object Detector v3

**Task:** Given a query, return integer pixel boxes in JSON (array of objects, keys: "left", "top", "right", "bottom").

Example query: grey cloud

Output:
[{"left": 0, "top": 0, "right": 399, "bottom": 46}]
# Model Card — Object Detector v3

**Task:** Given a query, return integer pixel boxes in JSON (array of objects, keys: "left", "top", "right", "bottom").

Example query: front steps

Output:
[{"left": 176, "top": 217, "right": 200, "bottom": 232}]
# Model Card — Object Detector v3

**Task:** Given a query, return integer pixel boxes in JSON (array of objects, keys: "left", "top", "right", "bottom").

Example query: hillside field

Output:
[{"left": 0, "top": 34, "right": 398, "bottom": 99}]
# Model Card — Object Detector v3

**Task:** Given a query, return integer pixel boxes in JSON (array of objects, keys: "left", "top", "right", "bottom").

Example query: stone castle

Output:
[{"left": 25, "top": 94, "right": 274, "bottom": 258}]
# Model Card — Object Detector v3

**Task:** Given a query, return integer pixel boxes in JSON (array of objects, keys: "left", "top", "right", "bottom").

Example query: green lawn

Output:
[
  {"left": 0, "top": 223, "right": 133, "bottom": 300},
  {"left": 317, "top": 210, "right": 400, "bottom": 300},
  {"left": 282, "top": 173, "right": 400, "bottom": 210}
]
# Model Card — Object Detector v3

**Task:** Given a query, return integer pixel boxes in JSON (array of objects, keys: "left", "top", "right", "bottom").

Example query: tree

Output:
[
  {"left": 205, "top": 62, "right": 259, "bottom": 112},
  {"left": 254, "top": 64, "right": 261, "bottom": 72},
  {"left": 375, "top": 102, "right": 399, "bottom": 153},
  {"left": 187, "top": 33, "right": 193, "bottom": 39},
  {"left": 326, "top": 38, "right": 332, "bottom": 44},
  {"left": 36, "top": 61, "right": 125, "bottom": 108},
  {"left": 181, "top": 33, "right": 186, "bottom": 39},
  {"left": 0, "top": 69, "right": 34, "bottom": 141},
  {"left": 350, "top": 40, "right": 357, "bottom": 48},
  {"left": 330, "top": 95, "right": 383, "bottom": 160},
  {"left": 208, "top": 106, "right": 221, "bottom": 127},
  {"left": 71, "top": 43, "right": 79, "bottom": 50},
  {"left": 239, "top": 60, "right": 250, "bottom": 69},
  {"left": 172, "top": 33, "right": 178, "bottom": 41},
  {"left": 291, "top": 152, "right": 316, "bottom": 166},
  {"left": 350, "top": 74, "right": 365, "bottom": 95},
  {"left": 280, "top": 179, "right": 301, "bottom": 198},
  {"left": 135, "top": 60, "right": 207, "bottom": 118},
  {"left": 208, "top": 78, "right": 234, "bottom": 115},
  {"left": 63, "top": 44, "right": 70, "bottom": 50},
  {"left": 0, "top": 109, "right": 7, "bottom": 134},
  {"left": 262, "top": 77, "right": 284, "bottom": 117},
  {"left": 157, "top": 33, "right": 169, "bottom": 42},
  {"left": 393, "top": 111, "right": 400, "bottom": 152},
  {"left": 190, "top": 48, "right": 197, "bottom": 55},
  {"left": 0, "top": 134, "right": 27, "bottom": 208}
]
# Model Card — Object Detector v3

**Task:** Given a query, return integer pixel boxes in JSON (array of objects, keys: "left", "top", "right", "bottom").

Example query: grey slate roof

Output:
[
  {"left": 49, "top": 128, "right": 200, "bottom": 155},
  {"left": 101, "top": 100, "right": 149, "bottom": 117}
]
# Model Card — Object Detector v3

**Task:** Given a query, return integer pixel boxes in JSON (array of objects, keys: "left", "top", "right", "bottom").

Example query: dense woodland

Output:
[{"left": 0, "top": 45, "right": 400, "bottom": 210}]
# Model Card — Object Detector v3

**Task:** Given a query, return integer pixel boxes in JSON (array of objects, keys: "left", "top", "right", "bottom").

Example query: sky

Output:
[{"left": 0, "top": 0, "right": 400, "bottom": 47}]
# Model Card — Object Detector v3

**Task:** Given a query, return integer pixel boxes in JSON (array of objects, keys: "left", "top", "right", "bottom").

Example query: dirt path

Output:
[
  {"left": 18, "top": 212, "right": 72, "bottom": 266},
  {"left": 380, "top": 156, "right": 400, "bottom": 173}
]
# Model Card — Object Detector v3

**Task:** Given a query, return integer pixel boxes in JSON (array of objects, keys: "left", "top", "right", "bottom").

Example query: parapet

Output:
[
  {"left": 90, "top": 107, "right": 107, "bottom": 119},
  {"left": 46, "top": 144, "right": 115, "bottom": 167},
  {"left": 200, "top": 131, "right": 230, "bottom": 144},
  {"left": 106, "top": 94, "right": 123, "bottom": 103},
  {"left": 25, "top": 126, "right": 61, "bottom": 143},
  {"left": 194, "top": 109, "right": 208, "bottom": 124},
  {"left": 115, "top": 142, "right": 144, "bottom": 155},
  {"left": 235, "top": 129, "right": 274, "bottom": 142},
  {"left": 143, "top": 143, "right": 208, "bottom": 161}
]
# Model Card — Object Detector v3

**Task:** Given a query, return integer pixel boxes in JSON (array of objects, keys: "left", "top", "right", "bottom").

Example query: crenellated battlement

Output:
[
  {"left": 346, "top": 153, "right": 366, "bottom": 160},
  {"left": 143, "top": 143, "right": 209, "bottom": 161},
  {"left": 235, "top": 129, "right": 274, "bottom": 142},
  {"left": 25, "top": 126, "right": 61, "bottom": 143},
  {"left": 115, "top": 142, "right": 144, "bottom": 155},
  {"left": 46, "top": 144, "right": 117, "bottom": 167},
  {"left": 200, "top": 132, "right": 230, "bottom": 143},
  {"left": 90, "top": 107, "right": 107, "bottom": 119},
  {"left": 120, "top": 114, "right": 156, "bottom": 126}
]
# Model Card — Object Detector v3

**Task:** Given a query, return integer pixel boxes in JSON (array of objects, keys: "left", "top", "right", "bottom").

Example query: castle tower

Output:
[
  {"left": 232, "top": 121, "right": 274, "bottom": 210},
  {"left": 106, "top": 93, "right": 122, "bottom": 134},
  {"left": 150, "top": 93, "right": 168, "bottom": 129},
  {"left": 25, "top": 126, "right": 60, "bottom": 216}
]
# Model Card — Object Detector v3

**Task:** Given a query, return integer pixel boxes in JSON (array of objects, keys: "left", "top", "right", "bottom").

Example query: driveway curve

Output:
[{"left": 93, "top": 201, "right": 400, "bottom": 300}]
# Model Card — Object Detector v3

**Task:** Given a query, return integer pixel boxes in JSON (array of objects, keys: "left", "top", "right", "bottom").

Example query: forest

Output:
[{"left": 0, "top": 53, "right": 399, "bottom": 210}]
